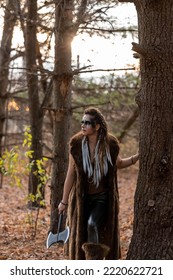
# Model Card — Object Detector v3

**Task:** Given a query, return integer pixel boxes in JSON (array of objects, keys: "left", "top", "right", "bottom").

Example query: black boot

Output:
[{"left": 82, "top": 242, "right": 110, "bottom": 260}]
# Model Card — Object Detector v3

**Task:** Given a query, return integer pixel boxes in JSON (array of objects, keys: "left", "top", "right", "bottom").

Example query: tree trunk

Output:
[
  {"left": 50, "top": 0, "right": 74, "bottom": 232},
  {"left": 26, "top": 0, "right": 44, "bottom": 207},
  {"left": 126, "top": 0, "right": 173, "bottom": 259},
  {"left": 0, "top": 0, "right": 18, "bottom": 187}
]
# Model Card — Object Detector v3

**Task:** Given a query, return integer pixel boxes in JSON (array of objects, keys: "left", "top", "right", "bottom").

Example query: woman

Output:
[{"left": 58, "top": 107, "right": 139, "bottom": 260}]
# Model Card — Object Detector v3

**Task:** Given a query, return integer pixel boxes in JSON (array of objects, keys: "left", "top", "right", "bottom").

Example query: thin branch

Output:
[
  {"left": 7, "top": 64, "right": 135, "bottom": 77},
  {"left": 74, "top": 67, "right": 136, "bottom": 75},
  {"left": 79, "top": 27, "right": 137, "bottom": 33},
  {"left": 132, "top": 42, "right": 148, "bottom": 58},
  {"left": 118, "top": 107, "right": 139, "bottom": 142},
  {"left": 37, "top": 1, "right": 55, "bottom": 12},
  {"left": 7, "top": 66, "right": 53, "bottom": 76},
  {"left": 73, "top": 86, "right": 139, "bottom": 91},
  {"left": 10, "top": 51, "right": 25, "bottom": 62}
]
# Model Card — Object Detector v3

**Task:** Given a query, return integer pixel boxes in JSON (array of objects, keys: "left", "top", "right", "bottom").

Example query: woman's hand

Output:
[
  {"left": 116, "top": 152, "right": 139, "bottom": 169},
  {"left": 58, "top": 201, "right": 68, "bottom": 214},
  {"left": 58, "top": 154, "right": 75, "bottom": 214}
]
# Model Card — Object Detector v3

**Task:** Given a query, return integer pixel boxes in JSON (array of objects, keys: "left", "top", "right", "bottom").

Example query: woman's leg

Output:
[{"left": 87, "top": 193, "right": 108, "bottom": 243}]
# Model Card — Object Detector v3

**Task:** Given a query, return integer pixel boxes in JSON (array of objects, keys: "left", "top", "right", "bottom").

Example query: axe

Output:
[{"left": 46, "top": 213, "right": 70, "bottom": 249}]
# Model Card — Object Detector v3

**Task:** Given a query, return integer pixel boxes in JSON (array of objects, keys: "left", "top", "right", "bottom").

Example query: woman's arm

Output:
[
  {"left": 116, "top": 153, "right": 139, "bottom": 169},
  {"left": 58, "top": 154, "right": 75, "bottom": 213}
]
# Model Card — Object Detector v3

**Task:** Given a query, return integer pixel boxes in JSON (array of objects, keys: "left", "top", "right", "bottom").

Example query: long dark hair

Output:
[
  {"left": 84, "top": 107, "right": 111, "bottom": 176},
  {"left": 84, "top": 107, "right": 108, "bottom": 140}
]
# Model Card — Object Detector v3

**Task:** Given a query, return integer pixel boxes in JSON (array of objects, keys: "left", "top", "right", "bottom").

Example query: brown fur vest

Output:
[{"left": 67, "top": 132, "right": 120, "bottom": 260}]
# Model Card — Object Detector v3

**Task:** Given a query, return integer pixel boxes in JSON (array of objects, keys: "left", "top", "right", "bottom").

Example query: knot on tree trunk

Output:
[{"left": 158, "top": 156, "right": 170, "bottom": 175}]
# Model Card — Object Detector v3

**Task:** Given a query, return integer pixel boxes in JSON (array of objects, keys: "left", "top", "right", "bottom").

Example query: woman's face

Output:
[{"left": 81, "top": 114, "right": 98, "bottom": 136}]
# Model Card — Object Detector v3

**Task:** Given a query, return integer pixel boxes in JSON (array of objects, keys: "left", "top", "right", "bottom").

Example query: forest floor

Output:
[{"left": 0, "top": 166, "right": 138, "bottom": 260}]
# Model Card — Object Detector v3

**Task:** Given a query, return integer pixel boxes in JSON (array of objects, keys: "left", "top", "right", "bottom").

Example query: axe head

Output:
[{"left": 46, "top": 226, "right": 70, "bottom": 248}]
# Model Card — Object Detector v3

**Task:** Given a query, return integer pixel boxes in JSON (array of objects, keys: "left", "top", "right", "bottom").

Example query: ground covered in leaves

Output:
[{"left": 0, "top": 166, "right": 138, "bottom": 260}]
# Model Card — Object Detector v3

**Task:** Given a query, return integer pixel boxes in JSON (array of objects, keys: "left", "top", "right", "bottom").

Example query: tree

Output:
[
  {"left": 0, "top": 0, "right": 18, "bottom": 187},
  {"left": 24, "top": 0, "right": 56, "bottom": 207},
  {"left": 49, "top": 0, "right": 74, "bottom": 231},
  {"left": 26, "top": 0, "right": 48, "bottom": 207},
  {"left": 119, "top": 0, "right": 173, "bottom": 259}
]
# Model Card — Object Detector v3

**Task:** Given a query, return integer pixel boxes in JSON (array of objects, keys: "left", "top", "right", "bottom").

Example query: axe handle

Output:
[{"left": 57, "top": 213, "right": 63, "bottom": 238}]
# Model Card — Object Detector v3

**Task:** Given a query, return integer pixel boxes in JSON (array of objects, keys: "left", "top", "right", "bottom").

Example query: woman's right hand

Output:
[{"left": 58, "top": 201, "right": 68, "bottom": 214}]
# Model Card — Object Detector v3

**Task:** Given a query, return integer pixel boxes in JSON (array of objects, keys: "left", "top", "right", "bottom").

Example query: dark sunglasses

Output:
[{"left": 81, "top": 120, "right": 93, "bottom": 126}]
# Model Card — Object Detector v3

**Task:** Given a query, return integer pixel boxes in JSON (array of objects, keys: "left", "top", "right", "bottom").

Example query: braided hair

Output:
[
  {"left": 83, "top": 107, "right": 111, "bottom": 180},
  {"left": 84, "top": 107, "right": 108, "bottom": 140}
]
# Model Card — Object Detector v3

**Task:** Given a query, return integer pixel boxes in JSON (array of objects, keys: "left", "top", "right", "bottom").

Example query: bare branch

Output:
[
  {"left": 73, "top": 86, "right": 139, "bottom": 91},
  {"left": 37, "top": 1, "right": 55, "bottom": 12},
  {"left": 10, "top": 50, "right": 25, "bottom": 62},
  {"left": 73, "top": 67, "right": 136, "bottom": 75},
  {"left": 80, "top": 27, "right": 137, "bottom": 33},
  {"left": 132, "top": 42, "right": 148, "bottom": 58},
  {"left": 6, "top": 66, "right": 53, "bottom": 76},
  {"left": 118, "top": 107, "right": 139, "bottom": 142}
]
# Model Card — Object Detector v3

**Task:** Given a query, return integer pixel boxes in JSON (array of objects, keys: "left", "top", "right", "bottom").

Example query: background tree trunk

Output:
[
  {"left": 0, "top": 0, "right": 18, "bottom": 186},
  {"left": 50, "top": 0, "right": 74, "bottom": 232},
  {"left": 127, "top": 0, "right": 173, "bottom": 259},
  {"left": 26, "top": 0, "right": 44, "bottom": 207}
]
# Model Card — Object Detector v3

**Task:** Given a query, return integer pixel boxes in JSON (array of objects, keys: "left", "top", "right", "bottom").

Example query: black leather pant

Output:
[{"left": 85, "top": 192, "right": 108, "bottom": 244}]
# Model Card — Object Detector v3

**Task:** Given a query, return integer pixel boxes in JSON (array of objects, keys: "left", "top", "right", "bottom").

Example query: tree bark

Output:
[
  {"left": 26, "top": 0, "right": 44, "bottom": 207},
  {"left": 50, "top": 0, "right": 74, "bottom": 232},
  {"left": 127, "top": 0, "right": 173, "bottom": 259},
  {"left": 0, "top": 0, "right": 18, "bottom": 187}
]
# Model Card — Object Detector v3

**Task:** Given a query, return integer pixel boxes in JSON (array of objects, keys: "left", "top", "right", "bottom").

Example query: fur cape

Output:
[{"left": 67, "top": 132, "right": 120, "bottom": 260}]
